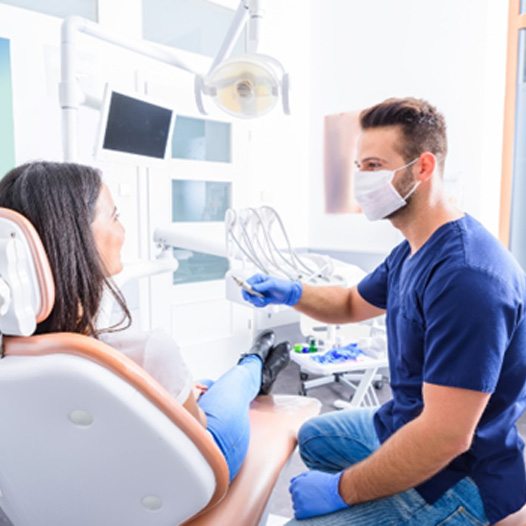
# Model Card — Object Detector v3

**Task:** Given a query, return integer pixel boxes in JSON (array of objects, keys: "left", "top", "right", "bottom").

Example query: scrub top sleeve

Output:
[
  {"left": 357, "top": 259, "right": 389, "bottom": 309},
  {"left": 423, "top": 267, "right": 518, "bottom": 393}
]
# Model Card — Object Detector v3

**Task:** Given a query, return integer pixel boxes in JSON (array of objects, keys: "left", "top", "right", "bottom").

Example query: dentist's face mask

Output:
[{"left": 353, "top": 158, "right": 419, "bottom": 221}]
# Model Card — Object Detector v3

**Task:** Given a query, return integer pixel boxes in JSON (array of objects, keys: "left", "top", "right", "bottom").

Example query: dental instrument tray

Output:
[{"left": 290, "top": 344, "right": 387, "bottom": 377}]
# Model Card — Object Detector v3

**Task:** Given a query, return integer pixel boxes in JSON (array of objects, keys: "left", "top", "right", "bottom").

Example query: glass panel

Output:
[
  {"left": 521, "top": 0, "right": 526, "bottom": 15},
  {"left": 171, "top": 180, "right": 231, "bottom": 283},
  {"left": 0, "top": 0, "right": 97, "bottom": 20},
  {"left": 172, "top": 248, "right": 229, "bottom": 284},
  {"left": 172, "top": 180, "right": 231, "bottom": 222},
  {"left": 509, "top": 30, "right": 526, "bottom": 270},
  {"left": 172, "top": 116, "right": 231, "bottom": 163},
  {"left": 143, "top": 0, "right": 245, "bottom": 58}
]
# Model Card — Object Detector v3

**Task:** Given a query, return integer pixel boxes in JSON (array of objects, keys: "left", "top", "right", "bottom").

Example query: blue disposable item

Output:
[
  {"left": 310, "top": 343, "right": 363, "bottom": 364},
  {"left": 241, "top": 273, "right": 303, "bottom": 307},
  {"left": 289, "top": 470, "right": 348, "bottom": 520},
  {"left": 293, "top": 343, "right": 308, "bottom": 353}
]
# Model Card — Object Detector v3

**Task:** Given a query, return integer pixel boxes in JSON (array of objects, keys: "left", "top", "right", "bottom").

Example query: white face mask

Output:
[{"left": 353, "top": 159, "right": 419, "bottom": 221}]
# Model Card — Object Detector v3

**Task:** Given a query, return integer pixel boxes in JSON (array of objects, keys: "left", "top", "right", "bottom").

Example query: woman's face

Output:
[{"left": 91, "top": 183, "right": 125, "bottom": 276}]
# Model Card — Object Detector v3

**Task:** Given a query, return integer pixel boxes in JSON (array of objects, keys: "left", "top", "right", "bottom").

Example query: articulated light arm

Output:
[{"left": 208, "top": 0, "right": 251, "bottom": 75}]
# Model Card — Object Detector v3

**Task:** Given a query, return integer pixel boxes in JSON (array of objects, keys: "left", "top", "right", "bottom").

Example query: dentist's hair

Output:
[
  {"left": 360, "top": 97, "right": 447, "bottom": 173},
  {"left": 0, "top": 161, "right": 131, "bottom": 337}
]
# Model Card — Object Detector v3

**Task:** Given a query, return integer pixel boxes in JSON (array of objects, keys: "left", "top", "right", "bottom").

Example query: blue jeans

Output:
[
  {"left": 285, "top": 408, "right": 489, "bottom": 525},
  {"left": 197, "top": 355, "right": 261, "bottom": 482}
]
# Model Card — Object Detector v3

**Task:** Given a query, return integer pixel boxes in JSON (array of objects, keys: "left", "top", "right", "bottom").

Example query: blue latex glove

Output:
[
  {"left": 241, "top": 273, "right": 303, "bottom": 307},
  {"left": 289, "top": 470, "right": 349, "bottom": 520}
]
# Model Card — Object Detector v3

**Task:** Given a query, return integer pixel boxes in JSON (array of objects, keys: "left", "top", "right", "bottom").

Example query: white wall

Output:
[
  {"left": 308, "top": 0, "right": 508, "bottom": 254},
  {"left": 242, "top": 0, "right": 311, "bottom": 248},
  {"left": 0, "top": 6, "right": 63, "bottom": 163}
]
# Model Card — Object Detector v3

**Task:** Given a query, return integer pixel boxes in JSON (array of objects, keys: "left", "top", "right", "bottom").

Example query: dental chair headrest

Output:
[{"left": 0, "top": 208, "right": 55, "bottom": 336}]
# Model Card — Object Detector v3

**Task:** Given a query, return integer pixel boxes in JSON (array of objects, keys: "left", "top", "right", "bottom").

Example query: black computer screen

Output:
[{"left": 102, "top": 92, "right": 173, "bottom": 159}]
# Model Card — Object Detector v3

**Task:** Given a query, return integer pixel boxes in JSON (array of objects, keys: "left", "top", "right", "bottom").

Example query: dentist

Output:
[{"left": 243, "top": 98, "right": 526, "bottom": 525}]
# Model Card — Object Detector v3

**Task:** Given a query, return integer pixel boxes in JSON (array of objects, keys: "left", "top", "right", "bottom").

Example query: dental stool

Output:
[{"left": 0, "top": 208, "right": 321, "bottom": 526}]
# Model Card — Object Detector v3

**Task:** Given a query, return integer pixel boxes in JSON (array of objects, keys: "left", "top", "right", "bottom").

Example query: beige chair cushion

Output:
[{"left": 186, "top": 395, "right": 321, "bottom": 525}]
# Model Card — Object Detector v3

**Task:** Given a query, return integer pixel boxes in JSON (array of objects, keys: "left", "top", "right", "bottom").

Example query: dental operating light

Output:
[
  {"left": 195, "top": 0, "right": 290, "bottom": 118},
  {"left": 195, "top": 53, "right": 289, "bottom": 118}
]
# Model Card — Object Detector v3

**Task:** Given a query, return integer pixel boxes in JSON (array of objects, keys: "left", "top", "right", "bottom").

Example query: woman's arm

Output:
[{"left": 183, "top": 391, "right": 208, "bottom": 428}]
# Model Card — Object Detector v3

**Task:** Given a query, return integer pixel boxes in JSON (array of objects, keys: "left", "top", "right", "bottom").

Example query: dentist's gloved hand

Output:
[
  {"left": 241, "top": 273, "right": 303, "bottom": 307},
  {"left": 289, "top": 470, "right": 349, "bottom": 520}
]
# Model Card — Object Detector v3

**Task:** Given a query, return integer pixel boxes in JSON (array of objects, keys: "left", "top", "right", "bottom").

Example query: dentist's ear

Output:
[{"left": 416, "top": 152, "right": 437, "bottom": 182}]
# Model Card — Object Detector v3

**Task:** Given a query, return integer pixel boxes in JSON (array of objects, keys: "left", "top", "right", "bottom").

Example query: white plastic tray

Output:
[{"left": 290, "top": 349, "right": 388, "bottom": 376}]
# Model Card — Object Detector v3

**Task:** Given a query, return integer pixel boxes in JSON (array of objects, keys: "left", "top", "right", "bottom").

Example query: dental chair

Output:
[{"left": 0, "top": 208, "right": 321, "bottom": 526}]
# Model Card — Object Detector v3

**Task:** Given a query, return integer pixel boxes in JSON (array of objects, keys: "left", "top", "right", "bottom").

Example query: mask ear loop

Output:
[
  {"left": 392, "top": 157, "right": 420, "bottom": 175},
  {"left": 401, "top": 181, "right": 420, "bottom": 201},
  {"left": 391, "top": 157, "right": 421, "bottom": 201}
]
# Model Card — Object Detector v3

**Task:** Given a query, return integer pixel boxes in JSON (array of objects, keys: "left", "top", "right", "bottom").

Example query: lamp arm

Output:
[
  {"left": 207, "top": 1, "right": 250, "bottom": 76},
  {"left": 246, "top": 0, "right": 264, "bottom": 54}
]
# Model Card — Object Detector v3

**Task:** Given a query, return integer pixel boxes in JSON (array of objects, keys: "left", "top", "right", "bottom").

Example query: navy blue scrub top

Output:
[{"left": 358, "top": 215, "right": 526, "bottom": 523}]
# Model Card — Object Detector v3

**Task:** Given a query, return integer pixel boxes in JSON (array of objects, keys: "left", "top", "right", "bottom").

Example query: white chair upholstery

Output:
[
  {"left": 0, "top": 345, "right": 220, "bottom": 526},
  {"left": 0, "top": 208, "right": 321, "bottom": 525}
]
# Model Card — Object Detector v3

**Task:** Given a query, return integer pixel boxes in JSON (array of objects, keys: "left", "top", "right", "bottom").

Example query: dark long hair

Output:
[{"left": 0, "top": 161, "right": 131, "bottom": 336}]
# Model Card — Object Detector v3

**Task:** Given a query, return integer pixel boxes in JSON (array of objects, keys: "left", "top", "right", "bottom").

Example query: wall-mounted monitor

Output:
[{"left": 95, "top": 85, "right": 174, "bottom": 163}]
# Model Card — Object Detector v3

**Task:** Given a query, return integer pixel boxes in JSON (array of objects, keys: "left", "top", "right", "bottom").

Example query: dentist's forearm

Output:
[
  {"left": 338, "top": 416, "right": 468, "bottom": 505},
  {"left": 295, "top": 284, "right": 384, "bottom": 324},
  {"left": 295, "top": 284, "right": 356, "bottom": 323}
]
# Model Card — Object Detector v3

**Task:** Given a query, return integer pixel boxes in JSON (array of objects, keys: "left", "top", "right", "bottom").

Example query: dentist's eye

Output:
[
  {"left": 365, "top": 161, "right": 382, "bottom": 171},
  {"left": 355, "top": 159, "right": 384, "bottom": 171}
]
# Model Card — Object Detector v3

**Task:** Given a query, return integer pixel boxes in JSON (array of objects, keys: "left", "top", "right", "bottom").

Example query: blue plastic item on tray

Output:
[{"left": 310, "top": 343, "right": 363, "bottom": 364}]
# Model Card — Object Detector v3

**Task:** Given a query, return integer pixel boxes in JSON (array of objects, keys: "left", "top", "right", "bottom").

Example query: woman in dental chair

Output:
[{"left": 0, "top": 160, "right": 290, "bottom": 484}]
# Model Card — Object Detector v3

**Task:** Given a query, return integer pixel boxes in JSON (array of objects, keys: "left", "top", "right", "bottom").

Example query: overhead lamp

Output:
[
  {"left": 195, "top": 53, "right": 289, "bottom": 118},
  {"left": 194, "top": 0, "right": 290, "bottom": 118}
]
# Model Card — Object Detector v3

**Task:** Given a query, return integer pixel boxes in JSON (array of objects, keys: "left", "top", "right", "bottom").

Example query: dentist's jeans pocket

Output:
[
  {"left": 405, "top": 478, "right": 489, "bottom": 526},
  {"left": 437, "top": 505, "right": 487, "bottom": 526}
]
